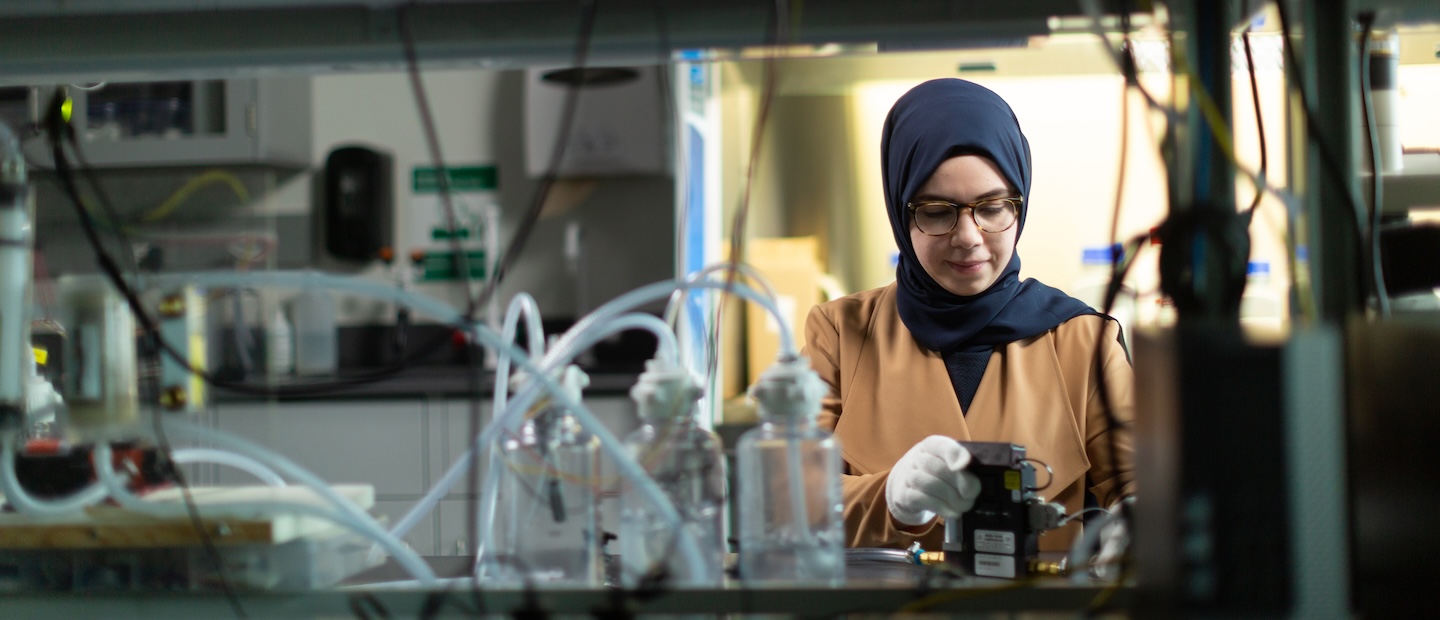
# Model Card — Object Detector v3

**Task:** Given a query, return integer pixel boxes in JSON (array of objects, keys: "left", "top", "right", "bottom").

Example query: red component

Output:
[
  {"left": 22, "top": 438, "right": 63, "bottom": 456},
  {"left": 451, "top": 329, "right": 468, "bottom": 348}
]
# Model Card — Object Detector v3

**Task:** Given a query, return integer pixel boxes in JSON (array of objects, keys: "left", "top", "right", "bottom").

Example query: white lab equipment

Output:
[
  {"left": 619, "top": 360, "right": 726, "bottom": 586},
  {"left": 266, "top": 306, "right": 293, "bottom": 377},
  {"left": 736, "top": 356, "right": 845, "bottom": 586},
  {"left": 490, "top": 365, "right": 603, "bottom": 586},
  {"left": 1240, "top": 260, "right": 1285, "bottom": 332},
  {"left": 0, "top": 120, "right": 31, "bottom": 421},
  {"left": 54, "top": 275, "right": 139, "bottom": 439},
  {"left": 291, "top": 289, "right": 338, "bottom": 376}
]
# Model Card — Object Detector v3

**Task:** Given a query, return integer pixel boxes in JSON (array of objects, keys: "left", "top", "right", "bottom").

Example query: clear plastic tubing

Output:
[
  {"left": 155, "top": 419, "right": 438, "bottom": 584},
  {"left": 548, "top": 278, "right": 794, "bottom": 364},
  {"left": 0, "top": 435, "right": 108, "bottom": 515},
  {"left": 391, "top": 288, "right": 735, "bottom": 544},
  {"left": 138, "top": 272, "right": 772, "bottom": 583},
  {"left": 662, "top": 262, "right": 780, "bottom": 329},
  {"left": 461, "top": 318, "right": 711, "bottom": 583},
  {"left": 492, "top": 292, "right": 547, "bottom": 442},
  {"left": 396, "top": 313, "right": 678, "bottom": 551},
  {"left": 171, "top": 447, "right": 287, "bottom": 487},
  {"left": 94, "top": 442, "right": 425, "bottom": 582},
  {"left": 468, "top": 313, "right": 681, "bottom": 565},
  {"left": 662, "top": 263, "right": 780, "bottom": 367}
]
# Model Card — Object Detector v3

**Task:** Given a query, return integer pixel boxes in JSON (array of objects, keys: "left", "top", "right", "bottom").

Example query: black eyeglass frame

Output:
[{"left": 905, "top": 197, "right": 1024, "bottom": 235}]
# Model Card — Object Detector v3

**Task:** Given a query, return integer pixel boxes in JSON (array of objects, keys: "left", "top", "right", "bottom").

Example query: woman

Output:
[{"left": 803, "top": 78, "right": 1134, "bottom": 552}]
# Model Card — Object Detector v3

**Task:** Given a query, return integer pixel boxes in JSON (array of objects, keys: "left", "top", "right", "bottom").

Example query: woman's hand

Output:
[{"left": 885, "top": 435, "right": 982, "bottom": 526}]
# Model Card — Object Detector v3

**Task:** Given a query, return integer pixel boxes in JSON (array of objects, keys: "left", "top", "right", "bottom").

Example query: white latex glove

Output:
[
  {"left": 885, "top": 435, "right": 982, "bottom": 526},
  {"left": 1094, "top": 499, "right": 1133, "bottom": 581}
]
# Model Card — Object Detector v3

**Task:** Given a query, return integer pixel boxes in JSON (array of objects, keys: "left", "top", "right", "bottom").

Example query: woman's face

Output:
[{"left": 908, "top": 155, "right": 1019, "bottom": 297}]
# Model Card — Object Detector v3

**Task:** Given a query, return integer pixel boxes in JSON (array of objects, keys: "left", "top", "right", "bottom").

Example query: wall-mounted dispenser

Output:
[
  {"left": 524, "top": 66, "right": 667, "bottom": 178},
  {"left": 322, "top": 145, "right": 394, "bottom": 263}
]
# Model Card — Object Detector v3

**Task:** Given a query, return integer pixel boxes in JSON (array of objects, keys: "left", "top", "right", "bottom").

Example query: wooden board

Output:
[{"left": 0, "top": 484, "right": 375, "bottom": 549}]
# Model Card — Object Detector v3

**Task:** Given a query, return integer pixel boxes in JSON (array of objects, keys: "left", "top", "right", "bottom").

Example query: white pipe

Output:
[
  {"left": 0, "top": 122, "right": 30, "bottom": 410},
  {"left": 0, "top": 435, "right": 106, "bottom": 515},
  {"left": 171, "top": 447, "right": 287, "bottom": 487},
  {"left": 154, "top": 420, "right": 437, "bottom": 585}
]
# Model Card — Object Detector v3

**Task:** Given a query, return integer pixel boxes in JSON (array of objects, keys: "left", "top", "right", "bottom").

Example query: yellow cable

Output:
[{"left": 141, "top": 169, "right": 252, "bottom": 223}]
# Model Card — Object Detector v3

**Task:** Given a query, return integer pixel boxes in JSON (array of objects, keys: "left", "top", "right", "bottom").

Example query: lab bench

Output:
[{"left": 0, "top": 569, "right": 1133, "bottom": 619}]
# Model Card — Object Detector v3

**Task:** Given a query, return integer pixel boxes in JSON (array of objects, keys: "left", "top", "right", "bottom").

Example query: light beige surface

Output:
[{"left": 0, "top": 484, "right": 374, "bottom": 549}]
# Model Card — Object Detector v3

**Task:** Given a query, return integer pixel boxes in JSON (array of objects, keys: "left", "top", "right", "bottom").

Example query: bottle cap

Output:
[
  {"left": 630, "top": 359, "right": 703, "bottom": 421},
  {"left": 748, "top": 356, "right": 825, "bottom": 421}
]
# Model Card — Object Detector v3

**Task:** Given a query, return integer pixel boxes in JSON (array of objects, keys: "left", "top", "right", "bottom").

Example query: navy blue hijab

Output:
[{"left": 882, "top": 79, "right": 1093, "bottom": 354}]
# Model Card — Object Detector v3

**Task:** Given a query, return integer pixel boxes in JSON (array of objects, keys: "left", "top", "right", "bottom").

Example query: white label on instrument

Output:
[
  {"left": 974, "top": 553, "right": 1016, "bottom": 578},
  {"left": 974, "top": 529, "right": 1016, "bottom": 554}
]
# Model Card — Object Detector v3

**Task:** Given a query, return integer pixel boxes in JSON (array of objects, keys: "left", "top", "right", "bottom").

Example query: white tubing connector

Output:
[
  {"left": 513, "top": 364, "right": 590, "bottom": 410},
  {"left": 630, "top": 359, "right": 703, "bottom": 422},
  {"left": 748, "top": 356, "right": 826, "bottom": 421}
]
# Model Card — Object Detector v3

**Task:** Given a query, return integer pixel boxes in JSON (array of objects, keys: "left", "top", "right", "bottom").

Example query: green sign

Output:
[
  {"left": 431, "top": 227, "right": 472, "bottom": 241},
  {"left": 412, "top": 166, "right": 498, "bottom": 193},
  {"left": 418, "top": 250, "right": 487, "bottom": 282}
]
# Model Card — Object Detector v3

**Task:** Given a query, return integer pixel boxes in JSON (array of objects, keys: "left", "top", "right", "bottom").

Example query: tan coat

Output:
[{"left": 803, "top": 283, "right": 1135, "bottom": 552}]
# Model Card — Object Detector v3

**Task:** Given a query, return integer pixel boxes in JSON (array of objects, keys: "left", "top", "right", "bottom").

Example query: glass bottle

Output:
[
  {"left": 492, "top": 366, "right": 602, "bottom": 585},
  {"left": 736, "top": 357, "right": 845, "bottom": 586},
  {"left": 619, "top": 361, "right": 726, "bottom": 586}
]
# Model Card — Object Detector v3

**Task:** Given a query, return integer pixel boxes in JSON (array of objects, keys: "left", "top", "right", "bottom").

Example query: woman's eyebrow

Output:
[{"left": 912, "top": 187, "right": 1013, "bottom": 202}]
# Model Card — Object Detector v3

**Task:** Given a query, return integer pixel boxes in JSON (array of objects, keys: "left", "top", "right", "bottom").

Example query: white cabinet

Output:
[{"left": 17, "top": 77, "right": 310, "bottom": 169}]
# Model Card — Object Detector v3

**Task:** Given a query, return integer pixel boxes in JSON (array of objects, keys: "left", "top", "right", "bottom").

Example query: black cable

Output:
[
  {"left": 397, "top": 3, "right": 477, "bottom": 320},
  {"left": 472, "top": 0, "right": 601, "bottom": 313},
  {"left": 460, "top": 3, "right": 600, "bottom": 609},
  {"left": 712, "top": 0, "right": 789, "bottom": 384},
  {"left": 1357, "top": 12, "right": 1391, "bottom": 315},
  {"left": 65, "top": 130, "right": 141, "bottom": 278},
  {"left": 348, "top": 592, "right": 392, "bottom": 620},
  {"left": 141, "top": 337, "right": 247, "bottom": 617},
  {"left": 1087, "top": 2, "right": 1138, "bottom": 565},
  {"left": 1273, "top": 1, "right": 1375, "bottom": 311},
  {"left": 1241, "top": 26, "right": 1267, "bottom": 219}
]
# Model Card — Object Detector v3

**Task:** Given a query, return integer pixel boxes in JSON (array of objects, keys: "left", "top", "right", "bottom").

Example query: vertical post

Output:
[
  {"left": 1295, "top": 0, "right": 1363, "bottom": 318},
  {"left": 1162, "top": 0, "right": 1249, "bottom": 324}
]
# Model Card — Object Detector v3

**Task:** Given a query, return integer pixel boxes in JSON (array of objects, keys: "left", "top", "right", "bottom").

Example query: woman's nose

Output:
[{"left": 949, "top": 211, "right": 984, "bottom": 248}]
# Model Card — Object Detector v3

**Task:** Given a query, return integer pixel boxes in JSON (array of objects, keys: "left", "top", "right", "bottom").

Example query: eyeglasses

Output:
[{"left": 906, "top": 198, "right": 1023, "bottom": 235}]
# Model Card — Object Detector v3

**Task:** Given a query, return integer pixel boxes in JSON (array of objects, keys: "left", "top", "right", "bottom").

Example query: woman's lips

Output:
[{"left": 946, "top": 260, "right": 987, "bottom": 274}]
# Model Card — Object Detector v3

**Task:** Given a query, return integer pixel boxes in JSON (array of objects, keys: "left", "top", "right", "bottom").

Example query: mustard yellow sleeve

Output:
[
  {"left": 1085, "top": 318, "right": 1136, "bottom": 507},
  {"left": 804, "top": 304, "right": 942, "bottom": 549}
]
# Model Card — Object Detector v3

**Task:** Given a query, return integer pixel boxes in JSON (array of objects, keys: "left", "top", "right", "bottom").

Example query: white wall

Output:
[{"left": 261, "top": 68, "right": 675, "bottom": 325}]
